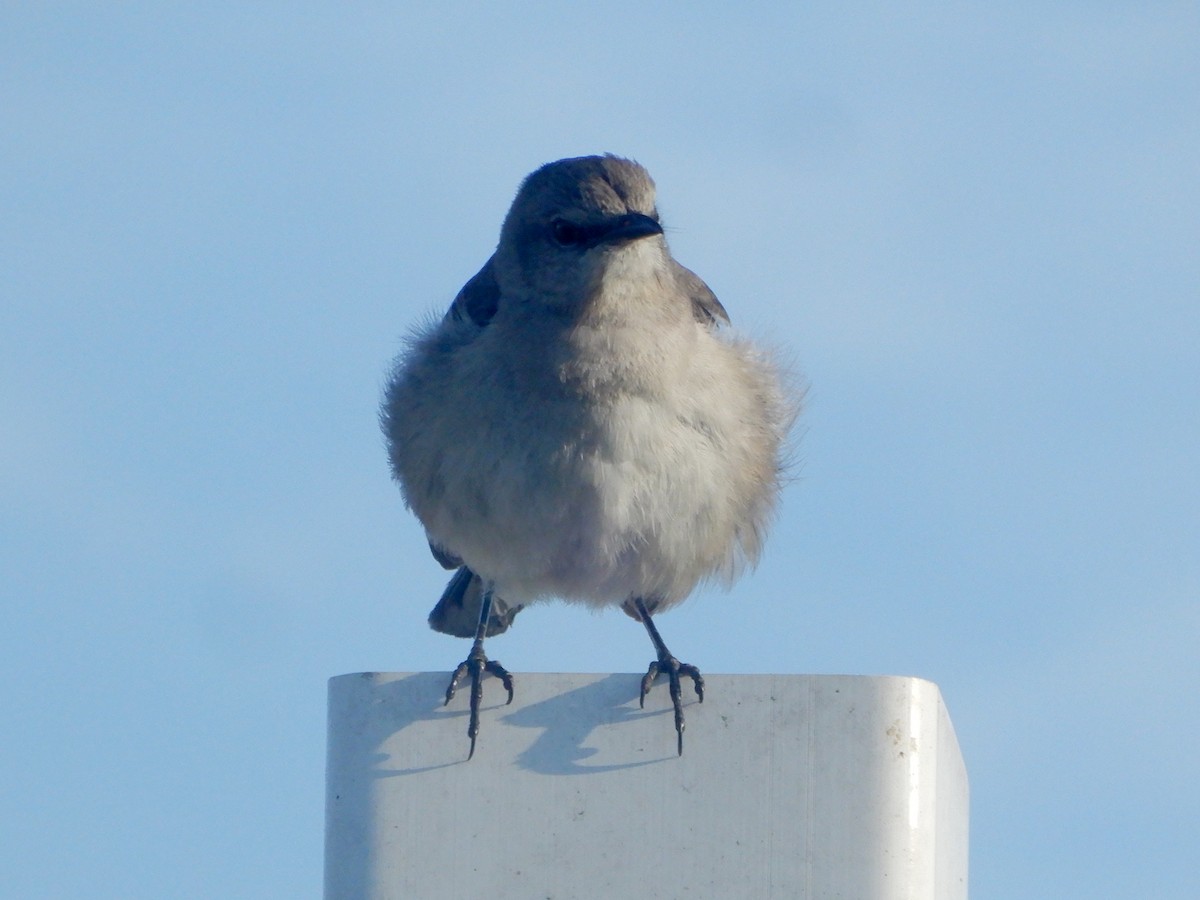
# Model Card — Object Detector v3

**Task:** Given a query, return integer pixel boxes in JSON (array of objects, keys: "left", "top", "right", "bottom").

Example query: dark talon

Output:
[
  {"left": 639, "top": 661, "right": 660, "bottom": 708},
  {"left": 444, "top": 659, "right": 470, "bottom": 705},
  {"left": 485, "top": 659, "right": 515, "bottom": 705}
]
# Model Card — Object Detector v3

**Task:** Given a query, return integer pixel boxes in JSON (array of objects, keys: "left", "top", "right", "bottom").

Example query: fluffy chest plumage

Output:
[{"left": 406, "top": 317, "right": 741, "bottom": 603}]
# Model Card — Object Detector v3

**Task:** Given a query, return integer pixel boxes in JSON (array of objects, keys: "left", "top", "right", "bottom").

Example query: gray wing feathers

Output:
[
  {"left": 674, "top": 261, "right": 730, "bottom": 327},
  {"left": 447, "top": 256, "right": 501, "bottom": 327}
]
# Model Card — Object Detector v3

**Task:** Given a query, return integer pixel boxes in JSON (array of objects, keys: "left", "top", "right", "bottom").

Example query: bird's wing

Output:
[
  {"left": 446, "top": 255, "right": 501, "bottom": 328},
  {"left": 427, "top": 566, "right": 524, "bottom": 638},
  {"left": 674, "top": 261, "right": 730, "bottom": 327},
  {"left": 425, "top": 259, "right": 515, "bottom": 635},
  {"left": 421, "top": 261, "right": 499, "bottom": 575}
]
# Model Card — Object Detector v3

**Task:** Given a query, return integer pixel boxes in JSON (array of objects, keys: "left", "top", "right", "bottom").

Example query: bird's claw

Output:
[
  {"left": 640, "top": 655, "right": 704, "bottom": 755},
  {"left": 444, "top": 642, "right": 513, "bottom": 759}
]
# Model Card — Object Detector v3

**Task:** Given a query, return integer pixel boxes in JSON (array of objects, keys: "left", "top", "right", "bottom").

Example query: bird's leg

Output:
[
  {"left": 632, "top": 597, "right": 704, "bottom": 756},
  {"left": 444, "top": 582, "right": 513, "bottom": 759}
]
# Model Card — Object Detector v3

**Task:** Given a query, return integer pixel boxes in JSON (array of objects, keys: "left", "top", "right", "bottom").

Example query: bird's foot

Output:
[
  {"left": 444, "top": 641, "right": 514, "bottom": 759},
  {"left": 640, "top": 654, "right": 704, "bottom": 755}
]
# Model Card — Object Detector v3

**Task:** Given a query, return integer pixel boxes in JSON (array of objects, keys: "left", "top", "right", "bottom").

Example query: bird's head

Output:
[{"left": 493, "top": 154, "right": 666, "bottom": 315}]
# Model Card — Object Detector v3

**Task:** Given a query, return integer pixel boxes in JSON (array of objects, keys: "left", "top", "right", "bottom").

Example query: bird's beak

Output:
[{"left": 601, "top": 212, "right": 663, "bottom": 244}]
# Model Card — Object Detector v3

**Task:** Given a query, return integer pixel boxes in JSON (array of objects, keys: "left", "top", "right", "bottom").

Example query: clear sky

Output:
[{"left": 3, "top": 4, "right": 1197, "bottom": 898}]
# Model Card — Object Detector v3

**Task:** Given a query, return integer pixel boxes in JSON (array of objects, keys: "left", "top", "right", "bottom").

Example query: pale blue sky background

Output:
[{"left": 3, "top": 4, "right": 1197, "bottom": 897}]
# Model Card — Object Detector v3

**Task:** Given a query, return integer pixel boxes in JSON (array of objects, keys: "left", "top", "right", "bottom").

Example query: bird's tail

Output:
[{"left": 428, "top": 567, "right": 524, "bottom": 638}]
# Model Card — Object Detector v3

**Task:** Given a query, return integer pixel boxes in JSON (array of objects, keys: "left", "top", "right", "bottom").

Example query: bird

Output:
[{"left": 381, "top": 154, "right": 799, "bottom": 758}]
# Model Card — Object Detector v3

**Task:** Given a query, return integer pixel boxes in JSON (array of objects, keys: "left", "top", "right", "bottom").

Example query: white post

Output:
[{"left": 325, "top": 673, "right": 968, "bottom": 899}]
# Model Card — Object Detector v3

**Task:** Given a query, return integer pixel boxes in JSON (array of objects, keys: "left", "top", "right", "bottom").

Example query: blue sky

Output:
[{"left": 3, "top": 4, "right": 1197, "bottom": 897}]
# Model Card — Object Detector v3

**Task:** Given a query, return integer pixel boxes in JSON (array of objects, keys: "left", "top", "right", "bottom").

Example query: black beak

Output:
[{"left": 601, "top": 212, "right": 663, "bottom": 244}]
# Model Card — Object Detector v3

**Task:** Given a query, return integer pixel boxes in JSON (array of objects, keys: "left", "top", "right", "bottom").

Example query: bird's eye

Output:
[{"left": 551, "top": 219, "right": 585, "bottom": 247}]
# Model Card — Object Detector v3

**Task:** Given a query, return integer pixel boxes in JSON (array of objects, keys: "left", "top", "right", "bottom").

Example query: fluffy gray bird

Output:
[{"left": 381, "top": 154, "right": 798, "bottom": 758}]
